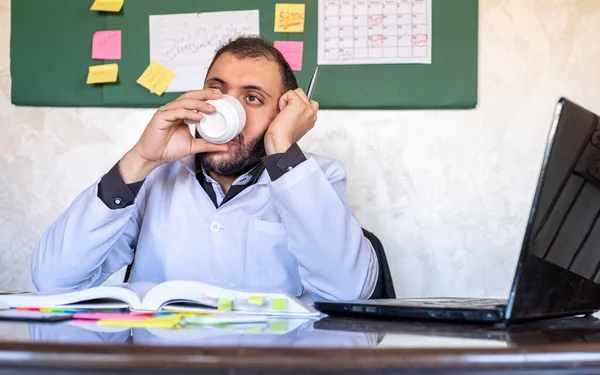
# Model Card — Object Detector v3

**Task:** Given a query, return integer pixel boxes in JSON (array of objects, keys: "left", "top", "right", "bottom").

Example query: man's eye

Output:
[{"left": 247, "top": 95, "right": 261, "bottom": 104}]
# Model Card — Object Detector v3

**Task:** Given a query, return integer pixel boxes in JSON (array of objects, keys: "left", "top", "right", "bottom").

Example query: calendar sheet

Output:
[{"left": 317, "top": 0, "right": 432, "bottom": 65}]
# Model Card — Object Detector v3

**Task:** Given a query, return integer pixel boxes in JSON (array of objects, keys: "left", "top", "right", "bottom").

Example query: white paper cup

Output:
[{"left": 185, "top": 94, "right": 246, "bottom": 144}]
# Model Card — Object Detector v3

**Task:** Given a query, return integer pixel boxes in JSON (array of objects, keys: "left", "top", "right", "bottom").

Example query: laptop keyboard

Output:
[{"left": 374, "top": 298, "right": 508, "bottom": 309}]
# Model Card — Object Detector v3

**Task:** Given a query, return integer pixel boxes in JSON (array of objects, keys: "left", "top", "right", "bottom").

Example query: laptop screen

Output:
[{"left": 507, "top": 98, "right": 600, "bottom": 321}]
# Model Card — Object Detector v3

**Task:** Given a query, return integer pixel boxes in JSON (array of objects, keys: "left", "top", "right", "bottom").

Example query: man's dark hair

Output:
[{"left": 207, "top": 36, "right": 299, "bottom": 93}]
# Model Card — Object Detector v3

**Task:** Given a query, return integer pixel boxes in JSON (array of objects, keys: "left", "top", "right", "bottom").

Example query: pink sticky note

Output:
[
  {"left": 92, "top": 30, "right": 122, "bottom": 60},
  {"left": 73, "top": 312, "right": 153, "bottom": 321},
  {"left": 274, "top": 41, "right": 303, "bottom": 71}
]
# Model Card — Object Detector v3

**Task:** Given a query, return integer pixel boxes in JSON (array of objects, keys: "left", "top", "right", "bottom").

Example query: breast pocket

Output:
[{"left": 245, "top": 219, "right": 302, "bottom": 295}]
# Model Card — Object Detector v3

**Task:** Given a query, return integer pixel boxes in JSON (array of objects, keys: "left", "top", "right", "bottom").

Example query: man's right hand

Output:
[{"left": 118, "top": 89, "right": 229, "bottom": 184}]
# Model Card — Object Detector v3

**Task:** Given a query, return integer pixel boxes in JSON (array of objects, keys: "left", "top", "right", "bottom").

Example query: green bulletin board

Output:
[{"left": 10, "top": 0, "right": 479, "bottom": 109}]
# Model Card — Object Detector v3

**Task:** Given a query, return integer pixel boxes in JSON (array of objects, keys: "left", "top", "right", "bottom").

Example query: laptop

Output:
[
  {"left": 314, "top": 315, "right": 600, "bottom": 345},
  {"left": 315, "top": 98, "right": 600, "bottom": 324}
]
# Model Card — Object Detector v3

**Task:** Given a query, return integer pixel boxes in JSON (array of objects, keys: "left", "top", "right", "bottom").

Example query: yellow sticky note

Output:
[
  {"left": 271, "top": 322, "right": 287, "bottom": 332},
  {"left": 136, "top": 61, "right": 175, "bottom": 96},
  {"left": 90, "top": 0, "right": 124, "bottom": 12},
  {"left": 274, "top": 3, "right": 305, "bottom": 32},
  {"left": 98, "top": 315, "right": 182, "bottom": 329},
  {"left": 272, "top": 298, "right": 287, "bottom": 311},
  {"left": 218, "top": 298, "right": 232, "bottom": 311},
  {"left": 247, "top": 327, "right": 263, "bottom": 333},
  {"left": 248, "top": 296, "right": 263, "bottom": 305},
  {"left": 87, "top": 63, "right": 118, "bottom": 84}
]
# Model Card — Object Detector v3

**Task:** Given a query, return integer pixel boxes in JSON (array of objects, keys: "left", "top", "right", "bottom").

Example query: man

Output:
[{"left": 31, "top": 36, "right": 378, "bottom": 302}]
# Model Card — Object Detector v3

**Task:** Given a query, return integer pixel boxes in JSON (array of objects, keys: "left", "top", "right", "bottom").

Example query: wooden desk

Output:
[{"left": 1, "top": 315, "right": 600, "bottom": 374}]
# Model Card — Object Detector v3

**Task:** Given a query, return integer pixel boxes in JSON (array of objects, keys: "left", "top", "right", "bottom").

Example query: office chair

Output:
[{"left": 362, "top": 228, "right": 396, "bottom": 299}]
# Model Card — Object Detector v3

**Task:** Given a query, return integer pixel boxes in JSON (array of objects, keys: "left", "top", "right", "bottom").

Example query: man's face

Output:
[{"left": 197, "top": 52, "right": 284, "bottom": 177}]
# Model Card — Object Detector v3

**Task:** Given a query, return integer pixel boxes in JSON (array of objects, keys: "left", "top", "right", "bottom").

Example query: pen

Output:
[{"left": 307, "top": 66, "right": 319, "bottom": 100}]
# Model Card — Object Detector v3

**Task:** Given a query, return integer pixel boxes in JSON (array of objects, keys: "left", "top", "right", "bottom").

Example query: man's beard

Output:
[{"left": 197, "top": 132, "right": 266, "bottom": 177}]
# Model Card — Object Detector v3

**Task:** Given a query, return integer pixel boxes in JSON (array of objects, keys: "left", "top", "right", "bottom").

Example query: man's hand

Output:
[
  {"left": 264, "top": 88, "right": 319, "bottom": 155},
  {"left": 119, "top": 89, "right": 229, "bottom": 184}
]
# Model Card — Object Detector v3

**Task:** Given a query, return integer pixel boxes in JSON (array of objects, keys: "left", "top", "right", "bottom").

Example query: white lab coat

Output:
[{"left": 31, "top": 152, "right": 378, "bottom": 301}]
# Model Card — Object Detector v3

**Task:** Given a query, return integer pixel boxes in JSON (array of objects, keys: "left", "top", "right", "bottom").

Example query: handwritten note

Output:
[
  {"left": 274, "top": 3, "right": 305, "bottom": 32},
  {"left": 86, "top": 63, "right": 118, "bottom": 84},
  {"left": 149, "top": 11, "right": 259, "bottom": 93},
  {"left": 90, "top": 0, "right": 124, "bottom": 12},
  {"left": 274, "top": 41, "right": 303, "bottom": 71},
  {"left": 92, "top": 30, "right": 122, "bottom": 60},
  {"left": 136, "top": 61, "right": 175, "bottom": 96}
]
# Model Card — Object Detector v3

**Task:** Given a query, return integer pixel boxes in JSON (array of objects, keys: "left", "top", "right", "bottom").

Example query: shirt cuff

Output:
[
  {"left": 262, "top": 143, "right": 307, "bottom": 181},
  {"left": 97, "top": 162, "right": 144, "bottom": 209}
]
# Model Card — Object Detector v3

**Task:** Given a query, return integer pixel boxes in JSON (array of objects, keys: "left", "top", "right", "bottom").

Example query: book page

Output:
[
  {"left": 317, "top": 0, "right": 432, "bottom": 65},
  {"left": 149, "top": 10, "right": 260, "bottom": 93},
  {"left": 0, "top": 285, "right": 141, "bottom": 309},
  {"left": 122, "top": 281, "right": 157, "bottom": 301}
]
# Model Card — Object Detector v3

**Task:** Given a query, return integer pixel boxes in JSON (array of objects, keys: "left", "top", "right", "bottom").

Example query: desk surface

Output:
[{"left": 2, "top": 315, "right": 600, "bottom": 374}]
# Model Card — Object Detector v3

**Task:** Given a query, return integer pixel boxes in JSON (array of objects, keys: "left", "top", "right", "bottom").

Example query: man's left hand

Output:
[{"left": 264, "top": 88, "right": 319, "bottom": 155}]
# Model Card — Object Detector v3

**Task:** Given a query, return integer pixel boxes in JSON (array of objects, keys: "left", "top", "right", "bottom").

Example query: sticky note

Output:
[
  {"left": 136, "top": 61, "right": 175, "bottom": 96},
  {"left": 98, "top": 315, "right": 182, "bottom": 329},
  {"left": 92, "top": 30, "right": 122, "bottom": 60},
  {"left": 248, "top": 296, "right": 263, "bottom": 305},
  {"left": 247, "top": 327, "right": 263, "bottom": 333},
  {"left": 272, "top": 298, "right": 287, "bottom": 311},
  {"left": 274, "top": 4, "right": 305, "bottom": 32},
  {"left": 217, "top": 298, "right": 232, "bottom": 311},
  {"left": 274, "top": 41, "right": 304, "bottom": 71},
  {"left": 271, "top": 322, "right": 287, "bottom": 332},
  {"left": 90, "top": 0, "right": 124, "bottom": 12},
  {"left": 73, "top": 312, "right": 152, "bottom": 321},
  {"left": 87, "top": 63, "right": 118, "bottom": 84}
]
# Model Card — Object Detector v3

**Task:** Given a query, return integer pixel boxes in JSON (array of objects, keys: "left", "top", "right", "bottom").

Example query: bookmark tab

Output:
[
  {"left": 271, "top": 322, "right": 287, "bottom": 332},
  {"left": 136, "top": 61, "right": 175, "bottom": 96},
  {"left": 218, "top": 298, "right": 232, "bottom": 311},
  {"left": 275, "top": 3, "right": 306, "bottom": 32},
  {"left": 272, "top": 298, "right": 287, "bottom": 311},
  {"left": 248, "top": 296, "right": 264, "bottom": 305},
  {"left": 87, "top": 63, "right": 118, "bottom": 84},
  {"left": 98, "top": 315, "right": 182, "bottom": 329},
  {"left": 39, "top": 308, "right": 90, "bottom": 313},
  {"left": 73, "top": 312, "right": 154, "bottom": 321},
  {"left": 90, "top": 0, "right": 124, "bottom": 12}
]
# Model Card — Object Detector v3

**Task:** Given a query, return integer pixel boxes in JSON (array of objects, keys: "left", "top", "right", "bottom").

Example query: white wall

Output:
[{"left": 0, "top": 0, "right": 599, "bottom": 297}]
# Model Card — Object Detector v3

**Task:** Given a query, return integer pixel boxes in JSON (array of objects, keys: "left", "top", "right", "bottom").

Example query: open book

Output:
[{"left": 0, "top": 280, "right": 321, "bottom": 317}]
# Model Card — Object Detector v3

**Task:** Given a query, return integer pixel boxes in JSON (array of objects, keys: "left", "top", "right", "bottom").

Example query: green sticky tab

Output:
[
  {"left": 248, "top": 296, "right": 263, "bottom": 305},
  {"left": 247, "top": 327, "right": 263, "bottom": 333},
  {"left": 271, "top": 322, "right": 286, "bottom": 332},
  {"left": 272, "top": 298, "right": 286, "bottom": 311},
  {"left": 218, "top": 298, "right": 232, "bottom": 311}
]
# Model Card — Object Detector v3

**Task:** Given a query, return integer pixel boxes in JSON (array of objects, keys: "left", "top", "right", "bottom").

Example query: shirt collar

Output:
[{"left": 179, "top": 154, "right": 269, "bottom": 186}]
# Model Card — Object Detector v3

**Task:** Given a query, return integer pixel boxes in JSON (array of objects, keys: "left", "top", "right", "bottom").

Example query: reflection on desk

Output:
[
  {"left": 26, "top": 318, "right": 382, "bottom": 348},
  {"left": 0, "top": 315, "right": 600, "bottom": 373},
  {"left": 12, "top": 314, "right": 600, "bottom": 348}
]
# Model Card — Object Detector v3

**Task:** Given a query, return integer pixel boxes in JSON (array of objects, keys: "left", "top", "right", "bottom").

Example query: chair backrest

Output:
[{"left": 362, "top": 228, "right": 396, "bottom": 299}]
